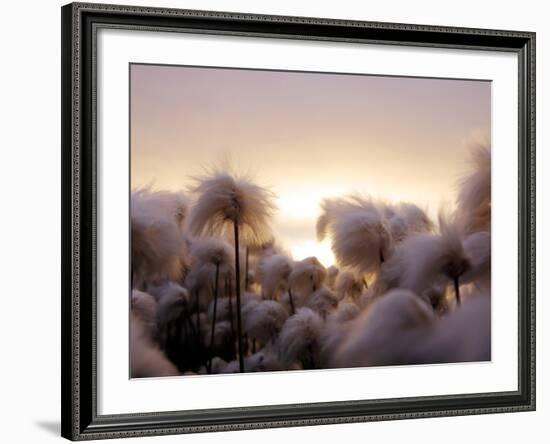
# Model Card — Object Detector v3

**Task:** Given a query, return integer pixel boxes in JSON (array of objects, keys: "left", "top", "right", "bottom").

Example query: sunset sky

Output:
[{"left": 130, "top": 64, "right": 491, "bottom": 266}]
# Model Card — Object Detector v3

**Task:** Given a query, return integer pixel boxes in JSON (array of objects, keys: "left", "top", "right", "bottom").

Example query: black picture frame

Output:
[{"left": 61, "top": 2, "right": 536, "bottom": 440}]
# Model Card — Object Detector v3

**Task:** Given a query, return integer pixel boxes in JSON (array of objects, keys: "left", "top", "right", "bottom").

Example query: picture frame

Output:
[{"left": 61, "top": 2, "right": 536, "bottom": 440}]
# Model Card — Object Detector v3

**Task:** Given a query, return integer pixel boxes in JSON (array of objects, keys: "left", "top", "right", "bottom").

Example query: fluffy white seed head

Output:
[
  {"left": 184, "top": 265, "right": 217, "bottom": 312},
  {"left": 247, "top": 346, "right": 284, "bottom": 372},
  {"left": 318, "top": 196, "right": 431, "bottom": 277},
  {"left": 319, "top": 312, "right": 356, "bottom": 367},
  {"left": 326, "top": 265, "right": 339, "bottom": 289},
  {"left": 387, "top": 202, "right": 433, "bottom": 243},
  {"left": 333, "top": 289, "right": 435, "bottom": 368},
  {"left": 130, "top": 314, "right": 179, "bottom": 378},
  {"left": 187, "top": 171, "right": 276, "bottom": 246},
  {"left": 147, "top": 281, "right": 188, "bottom": 303},
  {"left": 132, "top": 188, "right": 189, "bottom": 230},
  {"left": 327, "top": 300, "right": 360, "bottom": 324},
  {"left": 317, "top": 195, "right": 378, "bottom": 241},
  {"left": 258, "top": 254, "right": 293, "bottom": 300},
  {"left": 155, "top": 283, "right": 190, "bottom": 343},
  {"left": 131, "top": 189, "right": 189, "bottom": 288},
  {"left": 414, "top": 291, "right": 491, "bottom": 363},
  {"left": 243, "top": 300, "right": 289, "bottom": 342},
  {"left": 288, "top": 257, "right": 327, "bottom": 302},
  {"left": 207, "top": 296, "right": 234, "bottom": 323},
  {"left": 334, "top": 288, "right": 489, "bottom": 367},
  {"left": 455, "top": 144, "right": 491, "bottom": 233},
  {"left": 331, "top": 209, "right": 392, "bottom": 275},
  {"left": 334, "top": 271, "right": 363, "bottom": 302},
  {"left": 382, "top": 212, "right": 470, "bottom": 296},
  {"left": 278, "top": 307, "right": 324, "bottom": 368},
  {"left": 462, "top": 231, "right": 491, "bottom": 291},
  {"left": 397, "top": 202, "right": 433, "bottom": 233},
  {"left": 206, "top": 320, "right": 233, "bottom": 351},
  {"left": 306, "top": 287, "right": 339, "bottom": 319},
  {"left": 189, "top": 237, "right": 234, "bottom": 270},
  {"left": 184, "top": 238, "right": 235, "bottom": 310},
  {"left": 131, "top": 290, "right": 157, "bottom": 337}
]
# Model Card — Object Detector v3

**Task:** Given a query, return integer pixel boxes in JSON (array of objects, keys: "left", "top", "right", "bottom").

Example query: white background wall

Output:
[{"left": 0, "top": 0, "right": 546, "bottom": 442}]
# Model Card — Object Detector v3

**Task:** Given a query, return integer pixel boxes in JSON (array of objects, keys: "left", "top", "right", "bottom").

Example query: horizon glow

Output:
[{"left": 130, "top": 64, "right": 491, "bottom": 266}]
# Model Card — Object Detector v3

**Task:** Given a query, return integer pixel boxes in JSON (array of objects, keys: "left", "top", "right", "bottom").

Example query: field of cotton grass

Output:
[{"left": 130, "top": 144, "right": 491, "bottom": 378}]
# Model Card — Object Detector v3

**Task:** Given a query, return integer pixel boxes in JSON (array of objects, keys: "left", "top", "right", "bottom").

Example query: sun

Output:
[
  {"left": 273, "top": 186, "right": 345, "bottom": 269},
  {"left": 291, "top": 239, "right": 336, "bottom": 268}
]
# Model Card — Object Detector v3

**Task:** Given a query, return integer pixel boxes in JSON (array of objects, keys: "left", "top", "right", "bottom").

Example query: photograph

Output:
[{"left": 129, "top": 63, "right": 492, "bottom": 378}]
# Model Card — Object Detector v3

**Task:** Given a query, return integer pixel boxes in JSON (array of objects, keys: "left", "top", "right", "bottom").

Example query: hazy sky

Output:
[{"left": 130, "top": 64, "right": 490, "bottom": 266}]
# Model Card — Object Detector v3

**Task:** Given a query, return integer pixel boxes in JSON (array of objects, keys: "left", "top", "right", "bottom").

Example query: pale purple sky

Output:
[{"left": 130, "top": 64, "right": 490, "bottom": 265}]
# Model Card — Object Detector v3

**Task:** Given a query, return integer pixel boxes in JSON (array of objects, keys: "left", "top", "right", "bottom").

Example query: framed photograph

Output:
[{"left": 61, "top": 2, "right": 536, "bottom": 440}]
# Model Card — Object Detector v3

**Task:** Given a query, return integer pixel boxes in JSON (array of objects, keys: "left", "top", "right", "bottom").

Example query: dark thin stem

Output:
[
  {"left": 454, "top": 276, "right": 461, "bottom": 307},
  {"left": 234, "top": 221, "right": 245, "bottom": 373},
  {"left": 208, "top": 262, "right": 220, "bottom": 374},
  {"left": 379, "top": 248, "right": 385, "bottom": 264},
  {"left": 245, "top": 247, "right": 250, "bottom": 290},
  {"left": 226, "top": 275, "right": 236, "bottom": 360},
  {"left": 288, "top": 287, "right": 296, "bottom": 315},
  {"left": 226, "top": 276, "right": 235, "bottom": 339}
]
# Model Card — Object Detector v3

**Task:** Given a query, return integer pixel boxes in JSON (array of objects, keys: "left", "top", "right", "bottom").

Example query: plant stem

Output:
[
  {"left": 226, "top": 276, "right": 235, "bottom": 338},
  {"left": 226, "top": 275, "right": 236, "bottom": 360},
  {"left": 233, "top": 221, "right": 245, "bottom": 372},
  {"left": 454, "top": 276, "right": 461, "bottom": 306},
  {"left": 288, "top": 287, "right": 296, "bottom": 315},
  {"left": 208, "top": 263, "right": 220, "bottom": 373},
  {"left": 245, "top": 247, "right": 250, "bottom": 290}
]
